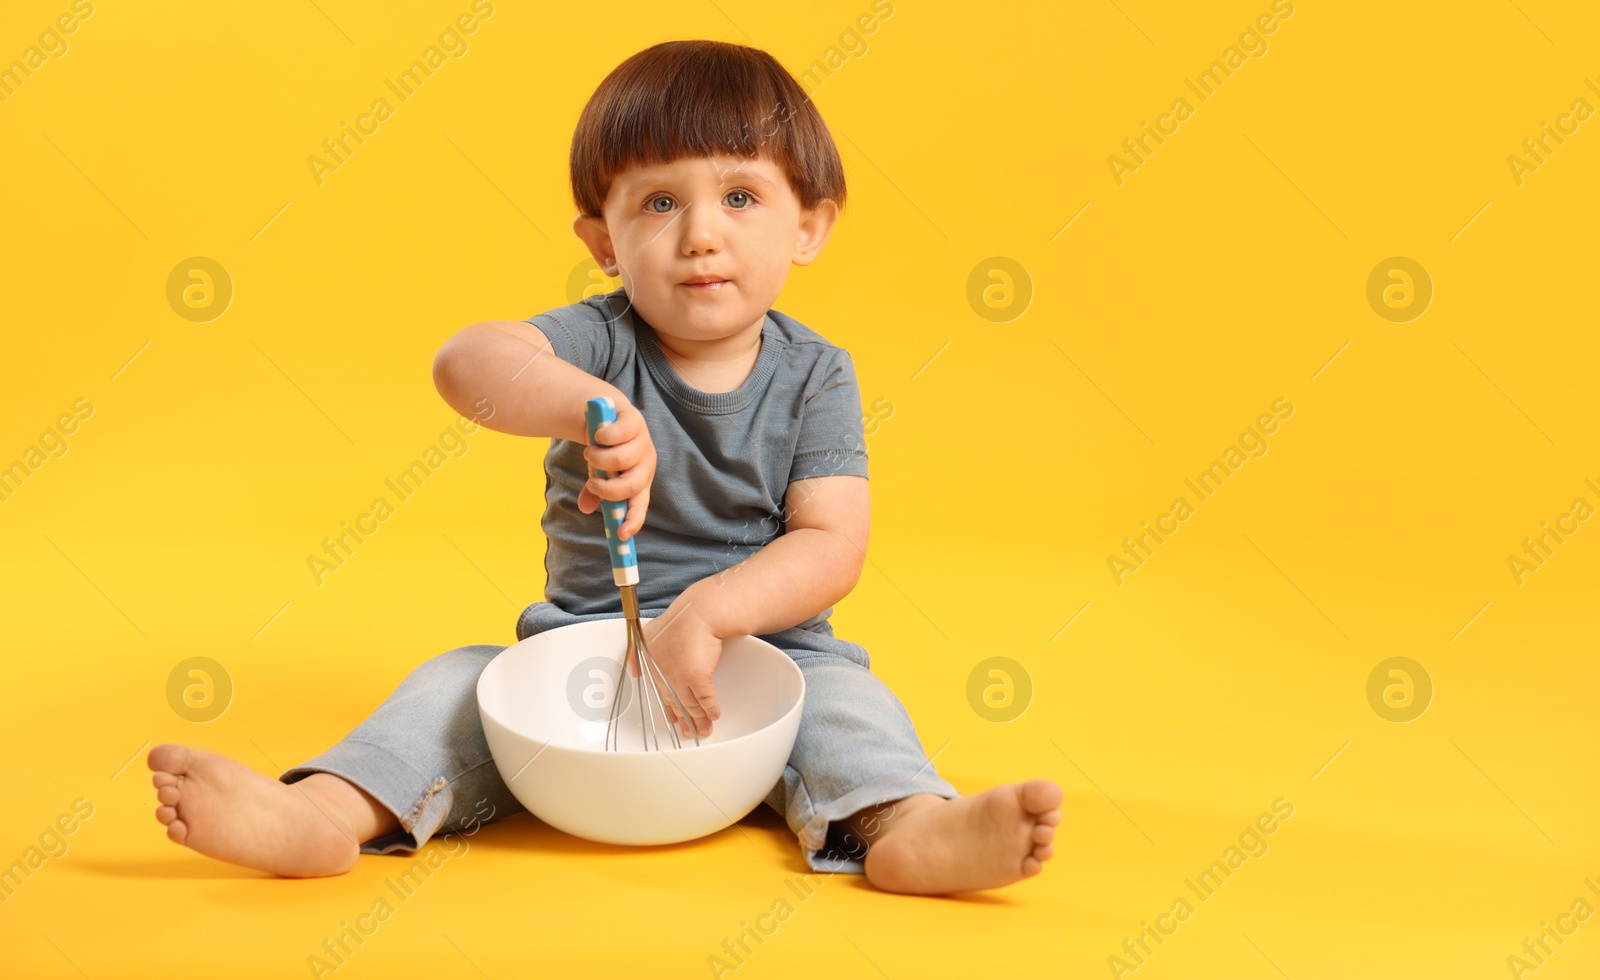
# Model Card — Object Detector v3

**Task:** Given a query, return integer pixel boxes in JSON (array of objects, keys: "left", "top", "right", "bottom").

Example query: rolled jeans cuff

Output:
[{"left": 281, "top": 737, "right": 455, "bottom": 856}]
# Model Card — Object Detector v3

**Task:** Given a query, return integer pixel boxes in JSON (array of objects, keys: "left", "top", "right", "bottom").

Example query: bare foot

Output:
[
  {"left": 147, "top": 744, "right": 362, "bottom": 877},
  {"left": 863, "top": 780, "right": 1062, "bottom": 895}
]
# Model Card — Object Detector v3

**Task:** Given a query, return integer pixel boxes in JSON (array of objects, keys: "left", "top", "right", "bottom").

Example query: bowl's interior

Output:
[{"left": 479, "top": 619, "right": 803, "bottom": 753}]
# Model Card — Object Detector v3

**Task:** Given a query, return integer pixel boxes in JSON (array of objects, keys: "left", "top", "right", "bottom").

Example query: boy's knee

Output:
[{"left": 407, "top": 644, "right": 505, "bottom": 691}]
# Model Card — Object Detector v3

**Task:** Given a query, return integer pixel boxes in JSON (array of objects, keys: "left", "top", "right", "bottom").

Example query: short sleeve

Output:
[
  {"left": 526, "top": 295, "right": 620, "bottom": 380},
  {"left": 789, "top": 347, "right": 869, "bottom": 484}
]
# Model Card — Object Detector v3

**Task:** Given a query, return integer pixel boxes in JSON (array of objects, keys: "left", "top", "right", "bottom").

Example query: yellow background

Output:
[{"left": 2, "top": 0, "right": 1598, "bottom": 976}]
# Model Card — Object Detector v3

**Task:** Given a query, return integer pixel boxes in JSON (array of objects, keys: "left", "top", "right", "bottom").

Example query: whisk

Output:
[{"left": 584, "top": 397, "right": 702, "bottom": 752}]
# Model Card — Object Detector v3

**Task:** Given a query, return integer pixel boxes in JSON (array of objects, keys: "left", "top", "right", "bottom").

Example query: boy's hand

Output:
[
  {"left": 578, "top": 398, "right": 655, "bottom": 540},
  {"left": 638, "top": 600, "right": 723, "bottom": 739}
]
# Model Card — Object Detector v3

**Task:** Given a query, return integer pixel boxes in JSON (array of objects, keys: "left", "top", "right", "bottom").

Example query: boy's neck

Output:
[{"left": 651, "top": 314, "right": 766, "bottom": 394}]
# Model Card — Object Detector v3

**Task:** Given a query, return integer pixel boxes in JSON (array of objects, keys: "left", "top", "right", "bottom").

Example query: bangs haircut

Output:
[{"left": 569, "top": 40, "right": 847, "bottom": 218}]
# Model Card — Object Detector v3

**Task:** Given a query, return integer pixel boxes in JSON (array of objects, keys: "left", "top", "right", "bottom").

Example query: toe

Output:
[
  {"left": 1034, "top": 843, "right": 1055, "bottom": 862},
  {"left": 1032, "top": 824, "right": 1054, "bottom": 845},
  {"left": 1021, "top": 855, "right": 1042, "bottom": 877},
  {"left": 156, "top": 805, "right": 176, "bottom": 824},
  {"left": 157, "top": 785, "right": 180, "bottom": 806},
  {"left": 1021, "top": 779, "right": 1063, "bottom": 815},
  {"left": 152, "top": 772, "right": 178, "bottom": 789},
  {"left": 148, "top": 743, "right": 194, "bottom": 776},
  {"left": 1039, "top": 808, "right": 1062, "bottom": 827}
]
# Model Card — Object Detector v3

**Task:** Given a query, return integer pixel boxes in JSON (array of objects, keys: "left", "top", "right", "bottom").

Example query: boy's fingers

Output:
[
  {"left": 696, "top": 686, "right": 720, "bottom": 724},
  {"left": 671, "top": 678, "right": 706, "bottom": 719},
  {"left": 585, "top": 472, "right": 638, "bottom": 501},
  {"left": 666, "top": 702, "right": 693, "bottom": 738},
  {"left": 594, "top": 410, "right": 637, "bottom": 446},
  {"left": 675, "top": 688, "right": 707, "bottom": 720},
  {"left": 585, "top": 442, "right": 642, "bottom": 474},
  {"left": 681, "top": 696, "right": 710, "bottom": 734},
  {"left": 670, "top": 681, "right": 715, "bottom": 736},
  {"left": 618, "top": 487, "right": 649, "bottom": 540},
  {"left": 662, "top": 681, "right": 705, "bottom": 737}
]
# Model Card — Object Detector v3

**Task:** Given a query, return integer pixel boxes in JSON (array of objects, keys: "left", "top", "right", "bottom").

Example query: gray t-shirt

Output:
[{"left": 525, "top": 287, "right": 868, "bottom": 631}]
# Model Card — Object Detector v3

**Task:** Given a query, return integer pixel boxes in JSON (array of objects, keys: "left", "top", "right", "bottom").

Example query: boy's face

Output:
[{"left": 573, "top": 154, "right": 837, "bottom": 343}]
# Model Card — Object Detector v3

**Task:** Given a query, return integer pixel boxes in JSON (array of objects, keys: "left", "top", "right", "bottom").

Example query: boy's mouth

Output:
[{"left": 681, "top": 275, "right": 729, "bottom": 291}]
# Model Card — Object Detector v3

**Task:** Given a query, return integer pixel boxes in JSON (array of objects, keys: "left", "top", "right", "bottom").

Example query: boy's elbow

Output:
[
  {"left": 431, "top": 342, "right": 463, "bottom": 411},
  {"left": 431, "top": 325, "right": 485, "bottom": 415},
  {"left": 833, "top": 534, "right": 867, "bottom": 594},
  {"left": 839, "top": 565, "right": 864, "bottom": 599}
]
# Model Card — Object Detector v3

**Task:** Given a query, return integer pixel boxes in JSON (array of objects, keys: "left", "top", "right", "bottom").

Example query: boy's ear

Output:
[
  {"left": 572, "top": 214, "right": 617, "bottom": 273},
  {"left": 791, "top": 199, "right": 839, "bottom": 268}
]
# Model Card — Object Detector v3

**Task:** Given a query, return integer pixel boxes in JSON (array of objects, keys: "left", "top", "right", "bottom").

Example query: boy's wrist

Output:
[{"left": 675, "top": 579, "right": 740, "bottom": 639}]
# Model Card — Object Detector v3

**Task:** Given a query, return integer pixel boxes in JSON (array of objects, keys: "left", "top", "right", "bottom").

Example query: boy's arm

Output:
[
  {"left": 433, "top": 319, "right": 657, "bottom": 538},
  {"left": 432, "top": 320, "right": 622, "bottom": 444},
  {"left": 677, "top": 474, "right": 871, "bottom": 638}
]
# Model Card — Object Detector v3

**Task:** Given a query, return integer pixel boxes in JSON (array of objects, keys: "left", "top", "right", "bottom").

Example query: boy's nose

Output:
[{"left": 679, "top": 201, "right": 722, "bottom": 255}]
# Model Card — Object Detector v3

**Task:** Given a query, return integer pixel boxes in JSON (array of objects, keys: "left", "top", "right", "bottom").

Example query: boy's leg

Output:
[
  {"left": 761, "top": 642, "right": 962, "bottom": 871},
  {"left": 150, "top": 644, "right": 521, "bottom": 877},
  {"left": 293, "top": 773, "right": 401, "bottom": 843},
  {"left": 762, "top": 641, "right": 1061, "bottom": 894},
  {"left": 277, "top": 643, "right": 524, "bottom": 854}
]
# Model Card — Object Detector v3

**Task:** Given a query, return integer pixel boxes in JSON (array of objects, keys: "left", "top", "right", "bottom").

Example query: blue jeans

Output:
[{"left": 280, "top": 602, "right": 959, "bottom": 873}]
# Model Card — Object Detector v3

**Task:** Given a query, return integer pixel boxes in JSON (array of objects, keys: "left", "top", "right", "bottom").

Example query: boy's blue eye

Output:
[{"left": 645, "top": 191, "right": 752, "bottom": 212}]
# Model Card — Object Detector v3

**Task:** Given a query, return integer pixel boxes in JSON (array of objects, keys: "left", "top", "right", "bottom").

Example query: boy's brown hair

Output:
[{"left": 569, "top": 40, "right": 847, "bottom": 218}]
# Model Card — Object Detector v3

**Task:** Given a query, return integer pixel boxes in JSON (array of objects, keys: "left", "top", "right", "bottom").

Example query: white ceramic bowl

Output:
[{"left": 477, "top": 618, "right": 805, "bottom": 845}]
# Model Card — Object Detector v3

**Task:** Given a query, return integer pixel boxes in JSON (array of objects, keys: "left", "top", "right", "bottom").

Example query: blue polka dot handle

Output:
[{"left": 584, "top": 397, "right": 640, "bottom": 587}]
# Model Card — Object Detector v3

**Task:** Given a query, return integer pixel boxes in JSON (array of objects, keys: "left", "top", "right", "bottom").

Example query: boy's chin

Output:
[{"left": 643, "top": 293, "right": 764, "bottom": 339}]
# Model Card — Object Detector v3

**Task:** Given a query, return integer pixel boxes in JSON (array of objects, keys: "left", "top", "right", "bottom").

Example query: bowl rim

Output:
[{"left": 476, "top": 617, "right": 807, "bottom": 755}]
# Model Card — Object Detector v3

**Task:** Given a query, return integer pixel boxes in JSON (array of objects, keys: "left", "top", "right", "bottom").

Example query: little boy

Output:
[{"left": 148, "top": 39, "right": 1060, "bottom": 895}]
